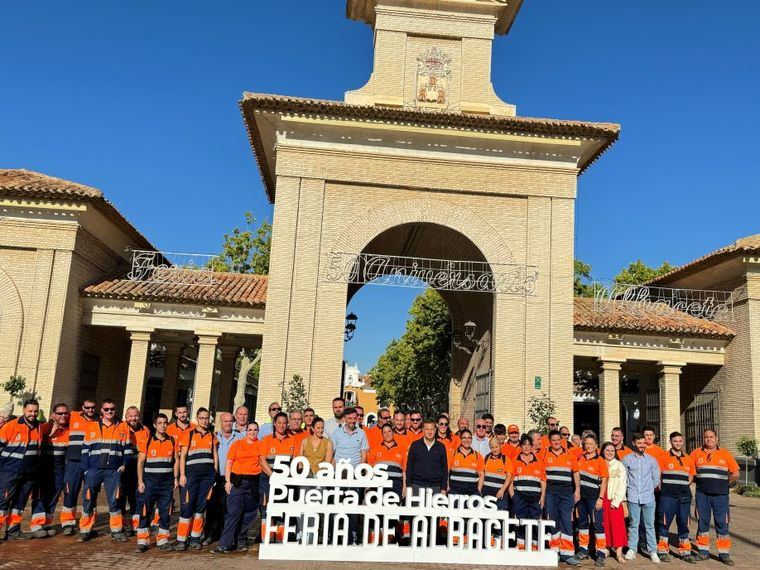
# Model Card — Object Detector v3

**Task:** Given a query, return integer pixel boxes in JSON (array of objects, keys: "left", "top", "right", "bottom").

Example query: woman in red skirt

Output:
[{"left": 600, "top": 441, "right": 628, "bottom": 562}]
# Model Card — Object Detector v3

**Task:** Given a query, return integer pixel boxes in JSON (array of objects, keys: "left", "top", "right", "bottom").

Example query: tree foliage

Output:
[
  {"left": 370, "top": 289, "right": 452, "bottom": 419},
  {"left": 527, "top": 392, "right": 556, "bottom": 433},
  {"left": 614, "top": 259, "right": 676, "bottom": 285},
  {"left": 574, "top": 259, "right": 594, "bottom": 297},
  {"left": 282, "top": 374, "right": 310, "bottom": 413},
  {"left": 208, "top": 212, "right": 271, "bottom": 275}
]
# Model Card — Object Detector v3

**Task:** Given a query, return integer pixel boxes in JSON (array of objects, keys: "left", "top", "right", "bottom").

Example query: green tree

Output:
[
  {"left": 370, "top": 289, "right": 452, "bottom": 418},
  {"left": 283, "top": 374, "right": 310, "bottom": 413},
  {"left": 527, "top": 392, "right": 556, "bottom": 433},
  {"left": 574, "top": 259, "right": 594, "bottom": 297},
  {"left": 208, "top": 212, "right": 271, "bottom": 275},
  {"left": 614, "top": 259, "right": 676, "bottom": 285}
]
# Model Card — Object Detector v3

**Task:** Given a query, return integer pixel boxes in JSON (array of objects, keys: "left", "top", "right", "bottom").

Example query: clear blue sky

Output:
[{"left": 3, "top": 2, "right": 758, "bottom": 373}]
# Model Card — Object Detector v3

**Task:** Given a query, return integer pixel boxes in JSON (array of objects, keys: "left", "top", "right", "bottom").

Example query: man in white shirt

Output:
[
  {"left": 324, "top": 397, "right": 345, "bottom": 440},
  {"left": 472, "top": 419, "right": 491, "bottom": 456}
]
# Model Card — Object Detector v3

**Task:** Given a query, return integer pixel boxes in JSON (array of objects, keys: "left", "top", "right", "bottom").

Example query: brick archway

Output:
[
  {"left": 0, "top": 265, "right": 24, "bottom": 378},
  {"left": 331, "top": 197, "right": 515, "bottom": 267}
]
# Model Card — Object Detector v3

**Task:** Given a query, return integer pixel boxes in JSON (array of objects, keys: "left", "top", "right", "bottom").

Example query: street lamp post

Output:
[{"left": 341, "top": 312, "right": 358, "bottom": 400}]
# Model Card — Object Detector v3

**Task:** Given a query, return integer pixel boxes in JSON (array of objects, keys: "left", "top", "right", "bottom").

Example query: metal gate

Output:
[
  {"left": 685, "top": 392, "right": 720, "bottom": 452},
  {"left": 474, "top": 370, "right": 493, "bottom": 418},
  {"left": 644, "top": 390, "right": 660, "bottom": 438}
]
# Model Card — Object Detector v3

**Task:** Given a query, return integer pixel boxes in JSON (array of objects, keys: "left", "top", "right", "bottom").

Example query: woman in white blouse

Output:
[{"left": 601, "top": 441, "right": 628, "bottom": 562}]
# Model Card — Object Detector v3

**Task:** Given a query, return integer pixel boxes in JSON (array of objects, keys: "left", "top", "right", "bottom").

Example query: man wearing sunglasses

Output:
[
  {"left": 366, "top": 408, "right": 391, "bottom": 450},
  {"left": 472, "top": 420, "right": 491, "bottom": 456},
  {"left": 258, "top": 402, "right": 282, "bottom": 439},
  {"left": 407, "top": 411, "right": 424, "bottom": 442},
  {"left": 32, "top": 402, "right": 70, "bottom": 538},
  {"left": 61, "top": 399, "right": 99, "bottom": 534},
  {"left": 79, "top": 399, "right": 131, "bottom": 542},
  {"left": 541, "top": 417, "right": 566, "bottom": 449}
]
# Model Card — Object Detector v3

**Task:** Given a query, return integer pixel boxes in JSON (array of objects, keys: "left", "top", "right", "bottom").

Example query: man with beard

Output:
[
  {"left": 60, "top": 399, "right": 99, "bottom": 534},
  {"left": 324, "top": 397, "right": 345, "bottom": 440},
  {"left": 122, "top": 406, "right": 150, "bottom": 535}
]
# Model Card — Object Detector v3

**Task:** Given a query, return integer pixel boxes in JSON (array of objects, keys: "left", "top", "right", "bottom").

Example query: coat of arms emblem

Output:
[{"left": 416, "top": 47, "right": 451, "bottom": 110}]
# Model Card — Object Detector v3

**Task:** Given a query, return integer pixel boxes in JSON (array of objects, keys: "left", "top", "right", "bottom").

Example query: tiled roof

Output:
[
  {"left": 648, "top": 234, "right": 760, "bottom": 285},
  {"left": 0, "top": 169, "right": 153, "bottom": 250},
  {"left": 0, "top": 168, "right": 103, "bottom": 199},
  {"left": 573, "top": 297, "right": 734, "bottom": 340},
  {"left": 82, "top": 272, "right": 268, "bottom": 308},
  {"left": 239, "top": 93, "right": 621, "bottom": 202}
]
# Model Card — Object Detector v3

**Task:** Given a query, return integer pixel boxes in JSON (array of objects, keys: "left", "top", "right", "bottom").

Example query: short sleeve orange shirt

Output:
[{"left": 228, "top": 438, "right": 262, "bottom": 475}]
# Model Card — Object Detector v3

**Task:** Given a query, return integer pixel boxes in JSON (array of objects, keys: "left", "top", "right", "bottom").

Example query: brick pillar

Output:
[
  {"left": 192, "top": 334, "right": 219, "bottom": 415},
  {"left": 216, "top": 345, "right": 240, "bottom": 415},
  {"left": 159, "top": 342, "right": 184, "bottom": 411},
  {"left": 123, "top": 330, "right": 153, "bottom": 412},
  {"left": 658, "top": 362, "right": 684, "bottom": 445},
  {"left": 598, "top": 359, "right": 624, "bottom": 441}
]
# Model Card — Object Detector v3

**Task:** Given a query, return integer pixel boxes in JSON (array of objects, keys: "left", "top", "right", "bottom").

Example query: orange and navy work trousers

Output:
[
  {"left": 79, "top": 468, "right": 123, "bottom": 535},
  {"left": 695, "top": 491, "right": 731, "bottom": 556},
  {"left": 545, "top": 492, "right": 575, "bottom": 559},
  {"left": 577, "top": 497, "right": 607, "bottom": 559},
  {"left": 136, "top": 475, "right": 173, "bottom": 547},
  {"left": 658, "top": 495, "right": 691, "bottom": 556},
  {"left": 0, "top": 471, "right": 37, "bottom": 534},
  {"left": 177, "top": 469, "right": 215, "bottom": 544},
  {"left": 31, "top": 463, "right": 65, "bottom": 531},
  {"left": 61, "top": 461, "right": 86, "bottom": 528}
]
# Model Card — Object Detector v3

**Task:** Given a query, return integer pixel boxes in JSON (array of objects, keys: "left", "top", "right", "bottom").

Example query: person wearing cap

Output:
[{"left": 502, "top": 425, "right": 521, "bottom": 461}]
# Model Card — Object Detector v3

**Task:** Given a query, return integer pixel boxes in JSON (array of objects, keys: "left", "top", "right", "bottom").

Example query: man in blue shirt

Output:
[
  {"left": 331, "top": 407, "right": 368, "bottom": 466},
  {"left": 330, "top": 407, "right": 368, "bottom": 545},
  {"left": 205, "top": 413, "right": 244, "bottom": 544},
  {"left": 622, "top": 432, "right": 661, "bottom": 563},
  {"left": 257, "top": 402, "right": 281, "bottom": 439}
]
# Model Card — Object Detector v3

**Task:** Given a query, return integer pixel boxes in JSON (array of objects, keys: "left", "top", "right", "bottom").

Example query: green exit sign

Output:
[{"left": 534, "top": 376, "right": 542, "bottom": 389}]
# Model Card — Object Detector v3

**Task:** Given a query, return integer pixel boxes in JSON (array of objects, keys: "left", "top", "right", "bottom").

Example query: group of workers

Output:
[{"left": 0, "top": 396, "right": 741, "bottom": 567}]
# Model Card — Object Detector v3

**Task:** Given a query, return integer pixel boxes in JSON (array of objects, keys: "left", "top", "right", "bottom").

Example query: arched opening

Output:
[{"left": 341, "top": 222, "right": 495, "bottom": 421}]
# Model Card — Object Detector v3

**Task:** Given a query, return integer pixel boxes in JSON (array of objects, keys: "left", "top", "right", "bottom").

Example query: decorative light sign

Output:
[
  {"left": 324, "top": 251, "right": 539, "bottom": 296},
  {"left": 126, "top": 249, "right": 217, "bottom": 286},
  {"left": 592, "top": 281, "right": 734, "bottom": 321},
  {"left": 260, "top": 457, "right": 557, "bottom": 566}
]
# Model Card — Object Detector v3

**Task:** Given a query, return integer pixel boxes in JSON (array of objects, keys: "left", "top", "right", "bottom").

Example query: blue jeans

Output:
[{"left": 628, "top": 501, "right": 657, "bottom": 554}]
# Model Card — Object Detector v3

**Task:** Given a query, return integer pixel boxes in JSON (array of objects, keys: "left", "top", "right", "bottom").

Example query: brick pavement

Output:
[{"left": 1, "top": 494, "right": 758, "bottom": 569}]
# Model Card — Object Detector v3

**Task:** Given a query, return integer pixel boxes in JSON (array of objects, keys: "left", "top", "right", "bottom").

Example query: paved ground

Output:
[{"left": 1, "top": 494, "right": 758, "bottom": 569}]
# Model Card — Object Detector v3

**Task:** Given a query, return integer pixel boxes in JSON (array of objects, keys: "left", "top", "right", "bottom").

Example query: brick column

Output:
[
  {"left": 159, "top": 342, "right": 185, "bottom": 412},
  {"left": 658, "top": 362, "right": 685, "bottom": 445},
  {"left": 598, "top": 359, "right": 624, "bottom": 441},
  {"left": 192, "top": 334, "right": 220, "bottom": 415},
  {"left": 123, "top": 330, "right": 153, "bottom": 412},
  {"left": 215, "top": 345, "right": 240, "bottom": 415}
]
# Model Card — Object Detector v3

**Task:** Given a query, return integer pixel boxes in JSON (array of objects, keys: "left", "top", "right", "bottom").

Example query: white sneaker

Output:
[
  {"left": 624, "top": 550, "right": 636, "bottom": 560},
  {"left": 650, "top": 552, "right": 661, "bottom": 564}
]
